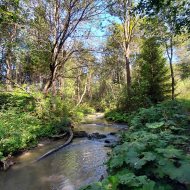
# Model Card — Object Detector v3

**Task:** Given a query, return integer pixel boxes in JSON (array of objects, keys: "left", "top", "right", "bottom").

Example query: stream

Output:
[{"left": 0, "top": 113, "right": 127, "bottom": 190}]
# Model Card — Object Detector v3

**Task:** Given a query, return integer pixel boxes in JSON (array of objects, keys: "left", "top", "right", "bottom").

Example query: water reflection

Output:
[{"left": 0, "top": 114, "right": 126, "bottom": 190}]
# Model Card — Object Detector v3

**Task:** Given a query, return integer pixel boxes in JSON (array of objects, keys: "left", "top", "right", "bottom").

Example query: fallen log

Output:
[
  {"left": 35, "top": 128, "right": 73, "bottom": 162},
  {"left": 50, "top": 132, "right": 67, "bottom": 140}
]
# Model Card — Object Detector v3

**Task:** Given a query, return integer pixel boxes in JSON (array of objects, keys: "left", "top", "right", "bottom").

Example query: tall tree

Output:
[
  {"left": 28, "top": 0, "right": 102, "bottom": 94},
  {"left": 135, "top": 37, "right": 170, "bottom": 104},
  {"left": 107, "top": 0, "right": 138, "bottom": 94},
  {"left": 0, "top": 0, "right": 21, "bottom": 90},
  {"left": 137, "top": 0, "right": 190, "bottom": 99}
]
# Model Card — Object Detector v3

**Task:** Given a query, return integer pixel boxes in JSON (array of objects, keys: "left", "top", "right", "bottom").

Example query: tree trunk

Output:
[
  {"left": 58, "top": 75, "right": 64, "bottom": 96},
  {"left": 76, "top": 76, "right": 80, "bottom": 103},
  {"left": 126, "top": 56, "right": 131, "bottom": 89},
  {"left": 43, "top": 76, "right": 53, "bottom": 94},
  {"left": 43, "top": 64, "right": 57, "bottom": 94},
  {"left": 76, "top": 79, "right": 88, "bottom": 106},
  {"left": 43, "top": 0, "right": 59, "bottom": 95},
  {"left": 87, "top": 71, "right": 92, "bottom": 100},
  {"left": 166, "top": 37, "right": 175, "bottom": 100},
  {"left": 123, "top": 0, "right": 132, "bottom": 96},
  {"left": 5, "top": 49, "right": 12, "bottom": 91},
  {"left": 169, "top": 59, "right": 175, "bottom": 100},
  {"left": 125, "top": 44, "right": 131, "bottom": 95}
]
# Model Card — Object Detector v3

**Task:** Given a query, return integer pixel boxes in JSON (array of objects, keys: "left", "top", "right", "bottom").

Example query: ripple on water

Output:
[
  {"left": 0, "top": 114, "right": 124, "bottom": 190},
  {"left": 47, "top": 139, "right": 109, "bottom": 190}
]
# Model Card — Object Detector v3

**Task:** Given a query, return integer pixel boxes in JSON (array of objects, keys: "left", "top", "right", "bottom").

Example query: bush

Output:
[
  {"left": 105, "top": 110, "right": 129, "bottom": 123},
  {"left": 0, "top": 92, "right": 72, "bottom": 158},
  {"left": 70, "top": 103, "right": 95, "bottom": 123},
  {"left": 76, "top": 103, "right": 95, "bottom": 115},
  {"left": 0, "top": 92, "right": 35, "bottom": 111},
  {"left": 0, "top": 109, "right": 41, "bottom": 155}
]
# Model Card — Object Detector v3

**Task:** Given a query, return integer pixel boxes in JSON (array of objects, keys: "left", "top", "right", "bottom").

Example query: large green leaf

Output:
[{"left": 146, "top": 122, "right": 165, "bottom": 129}]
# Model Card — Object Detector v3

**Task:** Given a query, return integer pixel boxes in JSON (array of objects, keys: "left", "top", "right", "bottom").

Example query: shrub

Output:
[
  {"left": 0, "top": 92, "right": 72, "bottom": 158},
  {"left": 70, "top": 103, "right": 96, "bottom": 123},
  {"left": 105, "top": 110, "right": 129, "bottom": 123}
]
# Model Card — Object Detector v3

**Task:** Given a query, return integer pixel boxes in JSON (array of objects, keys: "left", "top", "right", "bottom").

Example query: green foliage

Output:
[
  {"left": 0, "top": 108, "right": 42, "bottom": 155},
  {"left": 0, "top": 151, "right": 4, "bottom": 160},
  {"left": 0, "top": 90, "right": 98, "bottom": 158},
  {"left": 83, "top": 101, "right": 190, "bottom": 190},
  {"left": 118, "top": 84, "right": 152, "bottom": 112},
  {"left": 0, "top": 92, "right": 72, "bottom": 158},
  {"left": 117, "top": 37, "right": 171, "bottom": 113},
  {"left": 178, "top": 62, "right": 190, "bottom": 80},
  {"left": 105, "top": 110, "right": 128, "bottom": 123},
  {"left": 129, "top": 101, "right": 188, "bottom": 130},
  {"left": 75, "top": 103, "right": 96, "bottom": 115},
  {"left": 133, "top": 37, "right": 171, "bottom": 104},
  {"left": 71, "top": 103, "right": 96, "bottom": 123},
  {"left": 35, "top": 94, "right": 71, "bottom": 121},
  {"left": 0, "top": 92, "right": 35, "bottom": 111},
  {"left": 136, "top": 0, "right": 189, "bottom": 32},
  {"left": 176, "top": 78, "right": 190, "bottom": 111},
  {"left": 0, "top": 0, "right": 20, "bottom": 24}
]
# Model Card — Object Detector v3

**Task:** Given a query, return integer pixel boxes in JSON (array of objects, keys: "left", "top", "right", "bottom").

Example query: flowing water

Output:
[{"left": 0, "top": 113, "right": 127, "bottom": 190}]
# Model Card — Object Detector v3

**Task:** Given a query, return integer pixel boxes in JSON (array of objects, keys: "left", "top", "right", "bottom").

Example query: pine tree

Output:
[{"left": 135, "top": 37, "right": 171, "bottom": 104}]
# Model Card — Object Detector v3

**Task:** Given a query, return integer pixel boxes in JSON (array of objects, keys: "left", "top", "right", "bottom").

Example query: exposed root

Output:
[{"left": 51, "top": 132, "right": 67, "bottom": 140}]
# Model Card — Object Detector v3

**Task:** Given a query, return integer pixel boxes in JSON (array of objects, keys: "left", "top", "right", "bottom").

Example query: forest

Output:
[{"left": 0, "top": 0, "right": 190, "bottom": 189}]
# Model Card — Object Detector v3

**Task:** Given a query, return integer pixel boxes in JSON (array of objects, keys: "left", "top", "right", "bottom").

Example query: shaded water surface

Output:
[{"left": 0, "top": 113, "right": 127, "bottom": 190}]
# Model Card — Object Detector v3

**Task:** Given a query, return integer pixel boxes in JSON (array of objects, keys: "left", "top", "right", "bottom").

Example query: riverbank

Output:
[
  {"left": 0, "top": 113, "right": 127, "bottom": 190},
  {"left": 82, "top": 101, "right": 190, "bottom": 190},
  {"left": 0, "top": 113, "right": 125, "bottom": 170},
  {"left": 0, "top": 92, "right": 96, "bottom": 170}
]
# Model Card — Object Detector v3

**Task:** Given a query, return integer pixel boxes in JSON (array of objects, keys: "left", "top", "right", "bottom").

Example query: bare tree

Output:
[{"left": 29, "top": 0, "right": 102, "bottom": 94}]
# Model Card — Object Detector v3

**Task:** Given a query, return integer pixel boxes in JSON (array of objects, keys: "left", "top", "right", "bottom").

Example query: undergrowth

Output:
[
  {"left": 0, "top": 91, "right": 95, "bottom": 160},
  {"left": 105, "top": 110, "right": 129, "bottom": 123},
  {"left": 81, "top": 101, "right": 190, "bottom": 190}
]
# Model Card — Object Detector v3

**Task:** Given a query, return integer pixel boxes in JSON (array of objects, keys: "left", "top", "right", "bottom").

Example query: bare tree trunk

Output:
[
  {"left": 76, "top": 79, "right": 88, "bottom": 106},
  {"left": 58, "top": 75, "right": 64, "bottom": 96},
  {"left": 123, "top": 38, "right": 131, "bottom": 95},
  {"left": 125, "top": 46, "right": 131, "bottom": 93},
  {"left": 52, "top": 80, "right": 57, "bottom": 96},
  {"left": 170, "top": 38, "right": 175, "bottom": 100},
  {"left": 76, "top": 74, "right": 81, "bottom": 103},
  {"left": 87, "top": 71, "right": 92, "bottom": 100},
  {"left": 43, "top": 71, "right": 54, "bottom": 94},
  {"left": 5, "top": 49, "right": 12, "bottom": 91},
  {"left": 166, "top": 37, "right": 175, "bottom": 100},
  {"left": 43, "top": 0, "right": 59, "bottom": 95},
  {"left": 123, "top": 0, "right": 132, "bottom": 95},
  {"left": 169, "top": 58, "right": 175, "bottom": 100}
]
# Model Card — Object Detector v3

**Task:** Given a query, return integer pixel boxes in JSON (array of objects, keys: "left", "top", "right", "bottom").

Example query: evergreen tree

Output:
[{"left": 135, "top": 37, "right": 171, "bottom": 104}]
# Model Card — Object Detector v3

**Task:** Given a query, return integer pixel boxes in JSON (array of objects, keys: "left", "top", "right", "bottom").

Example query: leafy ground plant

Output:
[{"left": 81, "top": 101, "right": 190, "bottom": 190}]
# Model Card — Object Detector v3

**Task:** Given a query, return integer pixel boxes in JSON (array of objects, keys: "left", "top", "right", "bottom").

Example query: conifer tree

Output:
[{"left": 135, "top": 37, "right": 170, "bottom": 104}]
